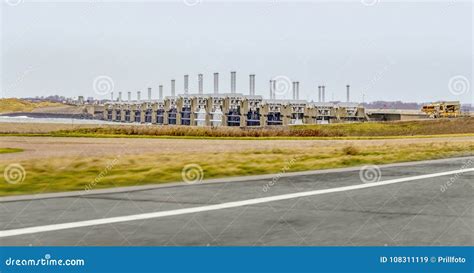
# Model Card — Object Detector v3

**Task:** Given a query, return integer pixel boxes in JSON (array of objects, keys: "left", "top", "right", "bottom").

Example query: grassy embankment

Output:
[
  {"left": 0, "top": 141, "right": 473, "bottom": 196},
  {"left": 0, "top": 98, "right": 63, "bottom": 114},
  {"left": 52, "top": 118, "right": 474, "bottom": 138},
  {"left": 1, "top": 118, "right": 474, "bottom": 139}
]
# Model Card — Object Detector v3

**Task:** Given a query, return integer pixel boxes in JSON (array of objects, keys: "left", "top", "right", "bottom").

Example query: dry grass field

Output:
[
  {"left": 1, "top": 117, "right": 473, "bottom": 196},
  {"left": 1, "top": 135, "right": 472, "bottom": 161},
  {"left": 1, "top": 118, "right": 474, "bottom": 138},
  {"left": 0, "top": 135, "right": 473, "bottom": 196},
  {"left": 56, "top": 118, "right": 474, "bottom": 137},
  {"left": 0, "top": 98, "right": 64, "bottom": 114}
]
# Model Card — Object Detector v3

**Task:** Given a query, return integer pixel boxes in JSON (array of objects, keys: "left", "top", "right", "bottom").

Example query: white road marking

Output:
[{"left": 1, "top": 167, "right": 473, "bottom": 238}]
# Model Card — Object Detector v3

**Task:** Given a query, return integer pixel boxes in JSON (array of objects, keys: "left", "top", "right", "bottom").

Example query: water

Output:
[{"left": 0, "top": 116, "right": 117, "bottom": 125}]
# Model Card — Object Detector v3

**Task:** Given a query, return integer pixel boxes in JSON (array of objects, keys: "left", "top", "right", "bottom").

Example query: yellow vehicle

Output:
[{"left": 421, "top": 101, "right": 461, "bottom": 118}]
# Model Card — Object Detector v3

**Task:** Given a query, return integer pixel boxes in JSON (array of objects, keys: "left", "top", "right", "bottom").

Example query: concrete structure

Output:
[
  {"left": 103, "top": 72, "right": 368, "bottom": 126},
  {"left": 338, "top": 102, "right": 366, "bottom": 122},
  {"left": 366, "top": 109, "right": 428, "bottom": 121}
]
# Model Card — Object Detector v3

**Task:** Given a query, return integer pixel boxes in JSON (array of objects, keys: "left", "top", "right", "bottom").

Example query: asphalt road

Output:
[{"left": 0, "top": 157, "right": 473, "bottom": 246}]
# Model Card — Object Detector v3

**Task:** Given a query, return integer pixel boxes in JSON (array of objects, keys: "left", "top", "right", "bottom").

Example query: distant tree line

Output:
[
  {"left": 361, "top": 101, "right": 422, "bottom": 109},
  {"left": 25, "top": 95, "right": 68, "bottom": 102}
]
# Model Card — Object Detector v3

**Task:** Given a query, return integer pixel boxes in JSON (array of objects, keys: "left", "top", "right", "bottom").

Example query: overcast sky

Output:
[{"left": 1, "top": 0, "right": 472, "bottom": 103}]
